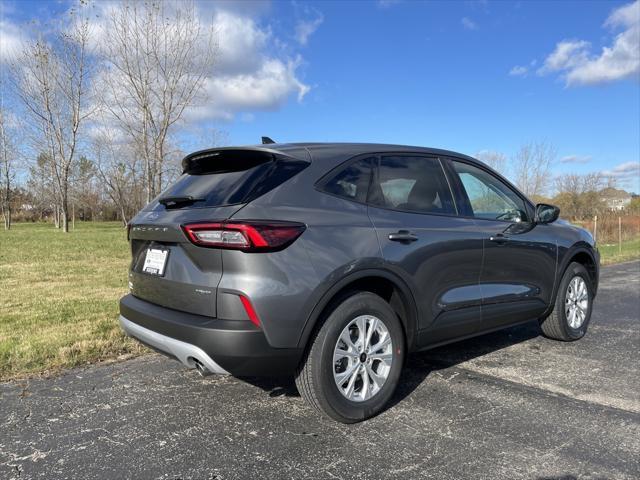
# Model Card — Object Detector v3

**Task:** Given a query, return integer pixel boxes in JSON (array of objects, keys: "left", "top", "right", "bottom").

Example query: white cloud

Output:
[
  {"left": 538, "top": 1, "right": 639, "bottom": 86},
  {"left": 295, "top": 12, "right": 324, "bottom": 46},
  {"left": 509, "top": 65, "right": 528, "bottom": 76},
  {"left": 461, "top": 17, "right": 478, "bottom": 30},
  {"left": 561, "top": 155, "right": 592, "bottom": 164},
  {"left": 86, "top": 1, "right": 312, "bottom": 121},
  {"left": 0, "top": 19, "right": 28, "bottom": 63},
  {"left": 601, "top": 161, "right": 640, "bottom": 189},
  {"left": 195, "top": 7, "right": 311, "bottom": 119},
  {"left": 189, "top": 56, "right": 310, "bottom": 121}
]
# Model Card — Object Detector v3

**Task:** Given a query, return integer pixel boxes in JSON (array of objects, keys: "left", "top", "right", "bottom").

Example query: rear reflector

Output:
[
  {"left": 239, "top": 294, "right": 261, "bottom": 327},
  {"left": 182, "top": 221, "right": 306, "bottom": 251}
]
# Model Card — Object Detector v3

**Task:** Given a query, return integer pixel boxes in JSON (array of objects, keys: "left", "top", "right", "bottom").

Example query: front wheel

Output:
[
  {"left": 295, "top": 292, "right": 405, "bottom": 423},
  {"left": 540, "top": 262, "right": 594, "bottom": 341}
]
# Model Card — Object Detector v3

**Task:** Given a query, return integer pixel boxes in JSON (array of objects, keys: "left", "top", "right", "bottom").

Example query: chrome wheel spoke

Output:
[
  {"left": 369, "top": 352, "right": 392, "bottom": 364},
  {"left": 366, "top": 363, "right": 386, "bottom": 388},
  {"left": 339, "top": 330, "right": 356, "bottom": 350},
  {"left": 364, "top": 317, "right": 377, "bottom": 349},
  {"left": 361, "top": 366, "right": 371, "bottom": 400},
  {"left": 335, "top": 361, "right": 358, "bottom": 385},
  {"left": 334, "top": 347, "right": 358, "bottom": 362},
  {"left": 356, "top": 316, "right": 367, "bottom": 346},
  {"left": 369, "top": 335, "right": 391, "bottom": 354},
  {"left": 344, "top": 367, "right": 359, "bottom": 399}
]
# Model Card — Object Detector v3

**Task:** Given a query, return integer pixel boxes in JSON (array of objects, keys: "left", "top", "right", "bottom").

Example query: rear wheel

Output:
[
  {"left": 540, "top": 262, "right": 593, "bottom": 341},
  {"left": 295, "top": 292, "right": 405, "bottom": 423}
]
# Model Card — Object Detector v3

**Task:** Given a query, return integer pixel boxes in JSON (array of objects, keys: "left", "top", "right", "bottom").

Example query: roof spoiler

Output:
[{"left": 181, "top": 146, "right": 306, "bottom": 174}]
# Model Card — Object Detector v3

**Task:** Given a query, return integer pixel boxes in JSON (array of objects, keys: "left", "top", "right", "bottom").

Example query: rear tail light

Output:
[{"left": 182, "top": 221, "right": 306, "bottom": 251}]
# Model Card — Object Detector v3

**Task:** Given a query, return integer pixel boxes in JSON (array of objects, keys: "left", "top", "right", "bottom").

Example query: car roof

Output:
[
  {"left": 183, "top": 142, "right": 477, "bottom": 163},
  {"left": 256, "top": 142, "right": 478, "bottom": 163},
  {"left": 181, "top": 142, "right": 496, "bottom": 181}
]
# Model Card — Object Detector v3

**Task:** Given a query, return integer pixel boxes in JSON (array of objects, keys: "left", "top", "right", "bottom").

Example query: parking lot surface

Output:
[{"left": 1, "top": 261, "right": 639, "bottom": 479}]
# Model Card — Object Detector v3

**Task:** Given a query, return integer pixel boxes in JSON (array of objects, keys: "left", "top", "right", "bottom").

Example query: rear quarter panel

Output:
[{"left": 228, "top": 161, "right": 382, "bottom": 348}]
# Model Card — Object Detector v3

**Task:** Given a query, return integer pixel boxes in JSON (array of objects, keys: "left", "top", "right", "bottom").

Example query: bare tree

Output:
[
  {"left": 11, "top": 16, "right": 94, "bottom": 232},
  {"left": 92, "top": 130, "right": 142, "bottom": 226},
  {"left": 0, "top": 107, "right": 18, "bottom": 230},
  {"left": 554, "top": 172, "right": 605, "bottom": 219},
  {"left": 100, "top": 0, "right": 217, "bottom": 203},
  {"left": 476, "top": 150, "right": 508, "bottom": 175},
  {"left": 511, "top": 141, "right": 557, "bottom": 199}
]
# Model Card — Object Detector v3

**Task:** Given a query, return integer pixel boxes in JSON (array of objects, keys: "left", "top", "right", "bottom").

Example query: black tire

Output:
[
  {"left": 295, "top": 292, "right": 405, "bottom": 423},
  {"left": 540, "top": 262, "right": 593, "bottom": 341}
]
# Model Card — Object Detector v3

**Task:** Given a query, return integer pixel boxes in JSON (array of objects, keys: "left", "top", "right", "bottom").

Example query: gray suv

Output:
[{"left": 120, "top": 143, "right": 599, "bottom": 423}]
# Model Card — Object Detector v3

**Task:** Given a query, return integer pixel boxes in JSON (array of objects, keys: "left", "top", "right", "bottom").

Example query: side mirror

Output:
[{"left": 535, "top": 203, "right": 560, "bottom": 224}]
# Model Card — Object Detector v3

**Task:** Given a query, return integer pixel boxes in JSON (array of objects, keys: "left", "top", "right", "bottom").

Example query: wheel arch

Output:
[
  {"left": 544, "top": 243, "right": 599, "bottom": 319},
  {"left": 297, "top": 269, "right": 419, "bottom": 353},
  {"left": 562, "top": 244, "right": 599, "bottom": 291}
]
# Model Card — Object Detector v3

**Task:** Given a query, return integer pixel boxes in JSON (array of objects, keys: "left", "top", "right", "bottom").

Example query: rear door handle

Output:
[
  {"left": 388, "top": 230, "right": 418, "bottom": 243},
  {"left": 489, "top": 233, "right": 509, "bottom": 244}
]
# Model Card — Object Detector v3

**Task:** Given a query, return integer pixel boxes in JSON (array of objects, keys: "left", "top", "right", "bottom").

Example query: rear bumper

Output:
[{"left": 119, "top": 294, "right": 302, "bottom": 376}]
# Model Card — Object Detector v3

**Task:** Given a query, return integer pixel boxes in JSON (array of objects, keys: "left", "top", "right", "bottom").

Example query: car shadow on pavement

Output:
[
  {"left": 388, "top": 320, "right": 541, "bottom": 409},
  {"left": 242, "top": 320, "right": 542, "bottom": 406}
]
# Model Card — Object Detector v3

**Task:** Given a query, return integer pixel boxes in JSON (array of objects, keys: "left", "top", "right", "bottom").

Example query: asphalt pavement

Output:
[{"left": 1, "top": 261, "right": 639, "bottom": 480}]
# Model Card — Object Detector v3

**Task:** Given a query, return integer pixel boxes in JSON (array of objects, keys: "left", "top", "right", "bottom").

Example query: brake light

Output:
[{"left": 182, "top": 221, "right": 306, "bottom": 251}]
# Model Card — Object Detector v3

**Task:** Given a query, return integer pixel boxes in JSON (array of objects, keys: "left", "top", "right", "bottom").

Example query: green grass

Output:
[
  {"left": 598, "top": 237, "right": 640, "bottom": 265},
  {"left": 0, "top": 222, "right": 145, "bottom": 381},
  {"left": 1, "top": 222, "right": 638, "bottom": 381}
]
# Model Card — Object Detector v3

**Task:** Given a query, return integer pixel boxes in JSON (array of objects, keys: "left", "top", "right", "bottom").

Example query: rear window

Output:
[{"left": 152, "top": 151, "right": 308, "bottom": 210}]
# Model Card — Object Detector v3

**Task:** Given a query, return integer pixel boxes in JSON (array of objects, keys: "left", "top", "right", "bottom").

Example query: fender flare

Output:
[
  {"left": 543, "top": 243, "right": 599, "bottom": 318},
  {"left": 296, "top": 268, "right": 420, "bottom": 352}
]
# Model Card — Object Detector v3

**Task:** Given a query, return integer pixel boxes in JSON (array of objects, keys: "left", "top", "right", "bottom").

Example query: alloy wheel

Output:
[
  {"left": 332, "top": 315, "right": 393, "bottom": 402},
  {"left": 565, "top": 276, "right": 589, "bottom": 329}
]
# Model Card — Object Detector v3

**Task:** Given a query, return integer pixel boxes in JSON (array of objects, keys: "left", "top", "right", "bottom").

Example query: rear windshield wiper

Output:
[{"left": 158, "top": 196, "right": 206, "bottom": 209}]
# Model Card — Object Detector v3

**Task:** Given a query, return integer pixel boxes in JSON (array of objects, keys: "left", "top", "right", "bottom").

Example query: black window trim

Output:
[{"left": 441, "top": 156, "right": 536, "bottom": 224}]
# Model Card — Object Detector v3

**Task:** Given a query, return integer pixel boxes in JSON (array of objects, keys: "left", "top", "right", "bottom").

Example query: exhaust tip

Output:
[{"left": 192, "top": 358, "right": 211, "bottom": 376}]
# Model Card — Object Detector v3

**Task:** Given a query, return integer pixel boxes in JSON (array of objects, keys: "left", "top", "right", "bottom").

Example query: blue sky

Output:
[{"left": 1, "top": 0, "right": 639, "bottom": 191}]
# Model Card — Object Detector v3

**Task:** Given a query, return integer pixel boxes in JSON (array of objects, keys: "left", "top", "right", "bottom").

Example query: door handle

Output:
[
  {"left": 388, "top": 230, "right": 418, "bottom": 243},
  {"left": 489, "top": 233, "right": 509, "bottom": 244}
]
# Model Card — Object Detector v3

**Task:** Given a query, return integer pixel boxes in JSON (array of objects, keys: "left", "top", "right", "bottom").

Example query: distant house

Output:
[{"left": 600, "top": 187, "right": 632, "bottom": 211}]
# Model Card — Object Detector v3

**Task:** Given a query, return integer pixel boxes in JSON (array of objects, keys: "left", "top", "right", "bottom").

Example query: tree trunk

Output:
[
  {"left": 54, "top": 205, "right": 60, "bottom": 228},
  {"left": 2, "top": 205, "right": 10, "bottom": 230},
  {"left": 61, "top": 201, "right": 69, "bottom": 233},
  {"left": 120, "top": 205, "right": 128, "bottom": 227}
]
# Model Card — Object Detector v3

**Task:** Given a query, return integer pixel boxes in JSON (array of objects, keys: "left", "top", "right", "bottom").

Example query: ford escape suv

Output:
[{"left": 120, "top": 143, "right": 599, "bottom": 423}]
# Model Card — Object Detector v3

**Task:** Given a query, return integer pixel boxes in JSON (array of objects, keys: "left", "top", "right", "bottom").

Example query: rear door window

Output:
[
  {"left": 369, "top": 156, "right": 457, "bottom": 215},
  {"left": 319, "top": 157, "right": 373, "bottom": 203}
]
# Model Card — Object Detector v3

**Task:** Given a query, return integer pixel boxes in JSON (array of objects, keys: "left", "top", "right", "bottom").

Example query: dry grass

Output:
[{"left": 0, "top": 222, "right": 145, "bottom": 381}]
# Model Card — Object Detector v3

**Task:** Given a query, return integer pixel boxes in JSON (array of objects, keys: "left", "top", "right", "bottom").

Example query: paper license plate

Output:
[{"left": 142, "top": 248, "right": 169, "bottom": 276}]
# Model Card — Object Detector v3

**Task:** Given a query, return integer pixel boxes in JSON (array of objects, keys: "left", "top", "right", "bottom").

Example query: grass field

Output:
[
  {"left": 0, "top": 222, "right": 638, "bottom": 381},
  {"left": 598, "top": 237, "right": 640, "bottom": 265},
  {"left": 0, "top": 222, "right": 144, "bottom": 381}
]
